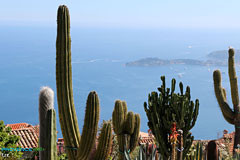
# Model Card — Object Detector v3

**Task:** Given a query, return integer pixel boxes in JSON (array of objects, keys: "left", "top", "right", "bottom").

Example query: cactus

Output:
[
  {"left": 144, "top": 76, "right": 199, "bottom": 160},
  {"left": 56, "top": 5, "right": 112, "bottom": 160},
  {"left": 112, "top": 100, "right": 141, "bottom": 160},
  {"left": 213, "top": 47, "right": 240, "bottom": 156},
  {"left": 186, "top": 142, "right": 204, "bottom": 160},
  {"left": 93, "top": 121, "right": 113, "bottom": 160},
  {"left": 39, "top": 87, "right": 57, "bottom": 160}
]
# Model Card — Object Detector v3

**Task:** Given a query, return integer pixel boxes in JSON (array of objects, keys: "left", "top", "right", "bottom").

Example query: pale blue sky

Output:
[{"left": 1, "top": 0, "right": 240, "bottom": 29}]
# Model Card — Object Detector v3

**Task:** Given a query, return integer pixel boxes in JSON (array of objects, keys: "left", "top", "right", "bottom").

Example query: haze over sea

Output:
[{"left": 2, "top": 26, "right": 240, "bottom": 140}]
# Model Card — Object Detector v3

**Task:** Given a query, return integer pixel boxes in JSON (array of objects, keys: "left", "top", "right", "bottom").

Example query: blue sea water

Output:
[{"left": 1, "top": 26, "right": 240, "bottom": 140}]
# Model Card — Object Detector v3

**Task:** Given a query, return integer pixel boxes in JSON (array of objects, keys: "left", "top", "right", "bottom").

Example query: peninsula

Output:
[{"left": 126, "top": 50, "right": 240, "bottom": 67}]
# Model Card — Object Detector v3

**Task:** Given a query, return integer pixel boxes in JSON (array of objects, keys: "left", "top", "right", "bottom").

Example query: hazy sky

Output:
[{"left": 1, "top": 0, "right": 240, "bottom": 29}]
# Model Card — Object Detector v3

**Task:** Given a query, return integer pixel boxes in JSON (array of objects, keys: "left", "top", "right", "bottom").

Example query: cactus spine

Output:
[
  {"left": 56, "top": 5, "right": 112, "bottom": 160},
  {"left": 112, "top": 100, "right": 141, "bottom": 160},
  {"left": 144, "top": 76, "right": 199, "bottom": 160},
  {"left": 213, "top": 48, "right": 240, "bottom": 156},
  {"left": 39, "top": 87, "right": 57, "bottom": 160}
]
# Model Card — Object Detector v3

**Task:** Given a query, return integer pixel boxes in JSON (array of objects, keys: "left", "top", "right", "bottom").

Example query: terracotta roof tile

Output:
[
  {"left": 139, "top": 137, "right": 155, "bottom": 144},
  {"left": 6, "top": 123, "right": 39, "bottom": 148},
  {"left": 6, "top": 123, "right": 31, "bottom": 130},
  {"left": 139, "top": 132, "right": 155, "bottom": 144}
]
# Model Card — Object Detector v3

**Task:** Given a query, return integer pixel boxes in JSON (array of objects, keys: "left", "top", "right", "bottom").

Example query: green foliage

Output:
[
  {"left": 144, "top": 76, "right": 199, "bottom": 160},
  {"left": 58, "top": 153, "right": 68, "bottom": 160},
  {"left": 56, "top": 5, "right": 112, "bottom": 160},
  {"left": 213, "top": 47, "right": 240, "bottom": 156},
  {"left": 0, "top": 120, "right": 22, "bottom": 160}
]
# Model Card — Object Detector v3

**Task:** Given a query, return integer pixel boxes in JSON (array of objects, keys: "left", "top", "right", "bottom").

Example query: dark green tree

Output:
[
  {"left": 144, "top": 76, "right": 199, "bottom": 160},
  {"left": 0, "top": 120, "right": 22, "bottom": 159}
]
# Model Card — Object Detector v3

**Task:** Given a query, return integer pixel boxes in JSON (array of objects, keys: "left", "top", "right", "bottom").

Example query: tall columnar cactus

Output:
[
  {"left": 39, "top": 86, "right": 57, "bottom": 160},
  {"left": 56, "top": 5, "right": 112, "bottom": 160},
  {"left": 112, "top": 100, "right": 141, "bottom": 160},
  {"left": 213, "top": 47, "right": 240, "bottom": 156},
  {"left": 144, "top": 76, "right": 199, "bottom": 160}
]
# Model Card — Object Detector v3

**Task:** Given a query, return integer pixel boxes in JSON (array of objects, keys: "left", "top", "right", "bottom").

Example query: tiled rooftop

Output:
[
  {"left": 139, "top": 131, "right": 155, "bottom": 144},
  {"left": 6, "top": 123, "right": 39, "bottom": 148},
  {"left": 6, "top": 123, "right": 31, "bottom": 130}
]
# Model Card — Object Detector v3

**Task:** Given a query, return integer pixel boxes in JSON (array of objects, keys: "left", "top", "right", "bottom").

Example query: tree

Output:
[{"left": 0, "top": 120, "right": 22, "bottom": 160}]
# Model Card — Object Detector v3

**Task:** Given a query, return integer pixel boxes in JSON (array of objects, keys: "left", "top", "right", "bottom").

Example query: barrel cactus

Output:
[
  {"left": 39, "top": 86, "right": 57, "bottom": 160},
  {"left": 56, "top": 5, "right": 112, "bottom": 160},
  {"left": 213, "top": 47, "right": 240, "bottom": 156},
  {"left": 112, "top": 100, "right": 141, "bottom": 160}
]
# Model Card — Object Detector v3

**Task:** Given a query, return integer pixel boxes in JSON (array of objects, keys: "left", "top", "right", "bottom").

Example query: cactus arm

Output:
[
  {"left": 56, "top": 5, "right": 81, "bottom": 159},
  {"left": 129, "top": 114, "right": 140, "bottom": 153},
  {"left": 228, "top": 48, "right": 239, "bottom": 108},
  {"left": 46, "top": 109, "right": 57, "bottom": 160},
  {"left": 112, "top": 100, "right": 125, "bottom": 134},
  {"left": 122, "top": 101, "right": 128, "bottom": 120},
  {"left": 93, "top": 121, "right": 112, "bottom": 160},
  {"left": 213, "top": 70, "right": 235, "bottom": 121},
  {"left": 190, "top": 100, "right": 199, "bottom": 130},
  {"left": 77, "top": 91, "right": 100, "bottom": 160},
  {"left": 124, "top": 112, "right": 135, "bottom": 135},
  {"left": 171, "top": 79, "right": 176, "bottom": 94}
]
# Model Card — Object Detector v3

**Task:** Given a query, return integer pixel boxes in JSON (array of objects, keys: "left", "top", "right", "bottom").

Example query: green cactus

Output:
[
  {"left": 56, "top": 5, "right": 112, "bottom": 160},
  {"left": 39, "top": 87, "right": 57, "bottom": 160},
  {"left": 213, "top": 47, "right": 240, "bottom": 157},
  {"left": 144, "top": 76, "right": 199, "bottom": 160},
  {"left": 93, "top": 121, "right": 113, "bottom": 160},
  {"left": 112, "top": 100, "right": 141, "bottom": 160}
]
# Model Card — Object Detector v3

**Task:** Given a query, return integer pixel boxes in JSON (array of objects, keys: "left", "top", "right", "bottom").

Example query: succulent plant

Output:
[
  {"left": 112, "top": 100, "right": 140, "bottom": 160},
  {"left": 144, "top": 76, "right": 199, "bottom": 160},
  {"left": 56, "top": 5, "right": 112, "bottom": 160},
  {"left": 213, "top": 48, "right": 240, "bottom": 156},
  {"left": 39, "top": 86, "right": 57, "bottom": 160}
]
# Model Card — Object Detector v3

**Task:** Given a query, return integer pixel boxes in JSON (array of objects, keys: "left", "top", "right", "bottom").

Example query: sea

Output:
[{"left": 1, "top": 25, "right": 240, "bottom": 140}]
